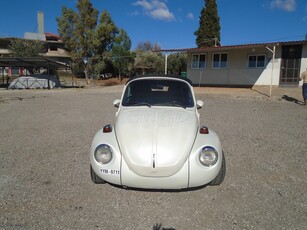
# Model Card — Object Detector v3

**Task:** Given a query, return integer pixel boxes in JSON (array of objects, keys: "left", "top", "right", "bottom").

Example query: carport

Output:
[{"left": 0, "top": 57, "right": 71, "bottom": 87}]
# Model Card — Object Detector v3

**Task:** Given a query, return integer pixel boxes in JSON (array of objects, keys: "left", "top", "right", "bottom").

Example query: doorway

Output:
[{"left": 280, "top": 45, "right": 302, "bottom": 85}]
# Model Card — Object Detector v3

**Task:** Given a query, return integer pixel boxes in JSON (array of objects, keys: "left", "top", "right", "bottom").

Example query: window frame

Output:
[
  {"left": 247, "top": 54, "right": 266, "bottom": 68},
  {"left": 191, "top": 53, "right": 206, "bottom": 69},
  {"left": 212, "top": 53, "right": 228, "bottom": 69}
]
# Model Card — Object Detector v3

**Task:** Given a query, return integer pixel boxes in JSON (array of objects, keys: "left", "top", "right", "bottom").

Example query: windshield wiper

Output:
[
  {"left": 168, "top": 101, "right": 186, "bottom": 109},
  {"left": 128, "top": 102, "right": 152, "bottom": 107}
]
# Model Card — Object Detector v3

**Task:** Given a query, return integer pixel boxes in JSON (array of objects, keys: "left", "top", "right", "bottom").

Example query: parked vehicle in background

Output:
[{"left": 100, "top": 73, "right": 113, "bottom": 79}]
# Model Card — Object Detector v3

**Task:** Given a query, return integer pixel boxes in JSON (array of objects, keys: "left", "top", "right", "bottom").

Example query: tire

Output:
[
  {"left": 209, "top": 151, "right": 226, "bottom": 186},
  {"left": 90, "top": 165, "right": 106, "bottom": 184}
]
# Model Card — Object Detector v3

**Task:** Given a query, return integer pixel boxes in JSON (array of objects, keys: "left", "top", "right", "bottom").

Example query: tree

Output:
[
  {"left": 8, "top": 39, "right": 46, "bottom": 74},
  {"left": 167, "top": 53, "right": 187, "bottom": 75},
  {"left": 57, "top": 0, "right": 98, "bottom": 81},
  {"left": 134, "top": 51, "right": 164, "bottom": 75},
  {"left": 133, "top": 41, "right": 163, "bottom": 75},
  {"left": 111, "top": 29, "right": 133, "bottom": 78},
  {"left": 75, "top": 0, "right": 98, "bottom": 61},
  {"left": 195, "top": 0, "right": 221, "bottom": 47},
  {"left": 95, "top": 10, "right": 119, "bottom": 53},
  {"left": 56, "top": 7, "right": 78, "bottom": 56},
  {"left": 57, "top": 0, "right": 126, "bottom": 81},
  {"left": 9, "top": 39, "right": 45, "bottom": 57},
  {"left": 92, "top": 10, "right": 119, "bottom": 78},
  {"left": 136, "top": 41, "right": 161, "bottom": 52}
]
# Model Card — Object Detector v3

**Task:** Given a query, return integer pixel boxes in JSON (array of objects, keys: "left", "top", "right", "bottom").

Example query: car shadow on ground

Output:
[
  {"left": 108, "top": 183, "right": 208, "bottom": 193},
  {"left": 281, "top": 95, "right": 305, "bottom": 106}
]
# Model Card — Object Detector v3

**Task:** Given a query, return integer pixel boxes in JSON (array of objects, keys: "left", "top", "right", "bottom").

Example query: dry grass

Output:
[
  {"left": 90, "top": 78, "right": 128, "bottom": 87},
  {"left": 58, "top": 73, "right": 128, "bottom": 88}
]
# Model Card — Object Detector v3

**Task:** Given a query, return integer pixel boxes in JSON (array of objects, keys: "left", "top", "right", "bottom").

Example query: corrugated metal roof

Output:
[
  {"left": 158, "top": 40, "right": 307, "bottom": 53},
  {"left": 0, "top": 57, "right": 70, "bottom": 69}
]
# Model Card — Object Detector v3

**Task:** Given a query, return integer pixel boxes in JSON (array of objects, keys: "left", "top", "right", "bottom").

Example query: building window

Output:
[
  {"left": 191, "top": 54, "right": 206, "bottom": 69},
  {"left": 248, "top": 54, "right": 266, "bottom": 68},
  {"left": 212, "top": 53, "right": 228, "bottom": 69}
]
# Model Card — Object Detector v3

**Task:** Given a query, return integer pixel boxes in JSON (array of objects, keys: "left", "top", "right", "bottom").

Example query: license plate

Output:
[{"left": 100, "top": 169, "right": 120, "bottom": 175}]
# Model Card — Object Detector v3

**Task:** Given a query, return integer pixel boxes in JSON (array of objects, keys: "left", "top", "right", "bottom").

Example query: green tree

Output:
[
  {"left": 8, "top": 38, "right": 46, "bottom": 74},
  {"left": 57, "top": 0, "right": 98, "bottom": 81},
  {"left": 136, "top": 41, "right": 161, "bottom": 52},
  {"left": 95, "top": 10, "right": 119, "bottom": 53},
  {"left": 134, "top": 41, "right": 163, "bottom": 75},
  {"left": 134, "top": 51, "right": 164, "bottom": 75},
  {"left": 195, "top": 0, "right": 221, "bottom": 47},
  {"left": 57, "top": 0, "right": 125, "bottom": 81},
  {"left": 75, "top": 0, "right": 98, "bottom": 60},
  {"left": 111, "top": 29, "right": 133, "bottom": 78},
  {"left": 9, "top": 39, "right": 45, "bottom": 57},
  {"left": 92, "top": 10, "right": 119, "bottom": 78},
  {"left": 167, "top": 53, "right": 187, "bottom": 75},
  {"left": 56, "top": 7, "right": 78, "bottom": 56}
]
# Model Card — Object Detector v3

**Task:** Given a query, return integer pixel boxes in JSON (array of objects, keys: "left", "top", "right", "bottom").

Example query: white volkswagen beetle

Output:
[{"left": 90, "top": 75, "right": 225, "bottom": 189}]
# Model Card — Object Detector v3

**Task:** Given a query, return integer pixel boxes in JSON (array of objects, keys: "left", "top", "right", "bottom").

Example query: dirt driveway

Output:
[{"left": 0, "top": 86, "right": 306, "bottom": 229}]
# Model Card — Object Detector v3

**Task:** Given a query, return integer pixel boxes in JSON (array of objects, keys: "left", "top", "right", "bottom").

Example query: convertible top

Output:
[{"left": 126, "top": 75, "right": 193, "bottom": 86}]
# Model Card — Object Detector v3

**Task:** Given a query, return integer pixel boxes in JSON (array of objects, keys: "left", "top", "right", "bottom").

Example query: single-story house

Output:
[
  {"left": 186, "top": 40, "right": 307, "bottom": 87},
  {"left": 163, "top": 40, "right": 307, "bottom": 87}
]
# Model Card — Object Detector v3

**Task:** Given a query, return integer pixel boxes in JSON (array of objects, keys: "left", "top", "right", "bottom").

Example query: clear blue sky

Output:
[{"left": 0, "top": 0, "right": 306, "bottom": 49}]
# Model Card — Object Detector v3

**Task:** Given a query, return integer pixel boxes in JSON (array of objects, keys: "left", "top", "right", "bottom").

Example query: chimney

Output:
[{"left": 38, "top": 11, "right": 44, "bottom": 34}]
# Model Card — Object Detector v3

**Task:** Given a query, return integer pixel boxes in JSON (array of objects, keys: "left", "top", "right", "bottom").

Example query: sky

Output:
[{"left": 0, "top": 0, "right": 306, "bottom": 49}]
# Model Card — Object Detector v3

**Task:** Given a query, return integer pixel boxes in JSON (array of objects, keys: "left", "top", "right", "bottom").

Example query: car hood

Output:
[{"left": 115, "top": 108, "right": 198, "bottom": 177}]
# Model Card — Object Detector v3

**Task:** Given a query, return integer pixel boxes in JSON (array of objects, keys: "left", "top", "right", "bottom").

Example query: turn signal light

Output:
[
  {"left": 199, "top": 126, "right": 209, "bottom": 134},
  {"left": 103, "top": 125, "right": 113, "bottom": 133}
]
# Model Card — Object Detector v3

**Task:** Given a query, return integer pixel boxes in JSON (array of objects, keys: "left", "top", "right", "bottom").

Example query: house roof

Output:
[
  {"left": 158, "top": 40, "right": 307, "bottom": 53},
  {"left": 44, "top": 32, "right": 60, "bottom": 39},
  {"left": 44, "top": 32, "right": 62, "bottom": 42}
]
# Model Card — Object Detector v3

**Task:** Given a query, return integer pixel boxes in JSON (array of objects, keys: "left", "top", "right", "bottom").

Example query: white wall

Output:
[{"left": 187, "top": 46, "right": 285, "bottom": 86}]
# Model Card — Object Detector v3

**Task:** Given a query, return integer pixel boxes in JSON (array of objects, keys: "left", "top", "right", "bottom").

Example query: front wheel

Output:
[
  {"left": 90, "top": 165, "right": 106, "bottom": 184},
  {"left": 209, "top": 152, "right": 226, "bottom": 186}
]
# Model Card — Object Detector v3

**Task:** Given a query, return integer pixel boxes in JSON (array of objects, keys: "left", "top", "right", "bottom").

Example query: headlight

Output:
[
  {"left": 94, "top": 144, "right": 113, "bottom": 164},
  {"left": 199, "top": 146, "right": 218, "bottom": 167}
]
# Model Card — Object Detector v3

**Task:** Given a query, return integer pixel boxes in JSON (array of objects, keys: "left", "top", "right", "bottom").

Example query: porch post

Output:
[
  {"left": 269, "top": 46, "right": 276, "bottom": 98},
  {"left": 266, "top": 45, "right": 276, "bottom": 98}
]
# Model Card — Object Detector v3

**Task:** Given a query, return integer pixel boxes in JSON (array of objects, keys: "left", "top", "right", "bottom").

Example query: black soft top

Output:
[{"left": 126, "top": 75, "right": 192, "bottom": 86}]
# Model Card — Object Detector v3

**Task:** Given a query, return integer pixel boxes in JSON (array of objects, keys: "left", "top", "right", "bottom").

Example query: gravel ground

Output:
[{"left": 0, "top": 86, "right": 306, "bottom": 230}]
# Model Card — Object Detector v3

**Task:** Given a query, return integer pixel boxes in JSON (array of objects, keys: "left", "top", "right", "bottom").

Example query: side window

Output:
[
  {"left": 248, "top": 54, "right": 266, "bottom": 68},
  {"left": 199, "top": 54, "right": 206, "bottom": 68},
  {"left": 191, "top": 55, "right": 199, "bottom": 69},
  {"left": 191, "top": 54, "right": 206, "bottom": 69},
  {"left": 212, "top": 53, "right": 228, "bottom": 69}
]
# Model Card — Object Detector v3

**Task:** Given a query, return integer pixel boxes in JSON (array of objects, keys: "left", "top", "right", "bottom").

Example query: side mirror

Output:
[
  {"left": 113, "top": 99, "right": 121, "bottom": 108},
  {"left": 196, "top": 100, "right": 204, "bottom": 109}
]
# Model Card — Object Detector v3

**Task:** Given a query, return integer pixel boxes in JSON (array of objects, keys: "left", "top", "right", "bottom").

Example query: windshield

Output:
[{"left": 122, "top": 79, "right": 194, "bottom": 108}]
